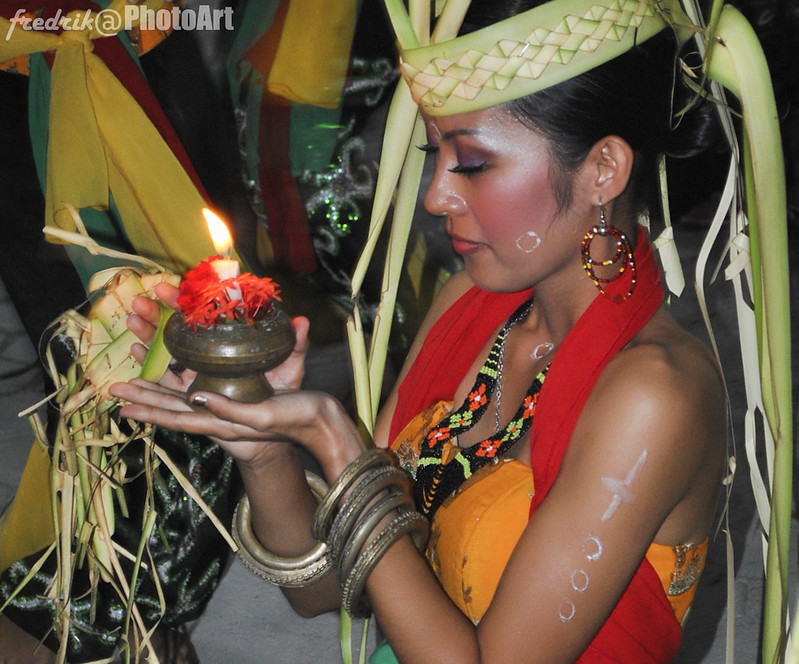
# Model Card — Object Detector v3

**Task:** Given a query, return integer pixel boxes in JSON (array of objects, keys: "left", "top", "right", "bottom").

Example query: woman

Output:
[{"left": 112, "top": 0, "right": 728, "bottom": 661}]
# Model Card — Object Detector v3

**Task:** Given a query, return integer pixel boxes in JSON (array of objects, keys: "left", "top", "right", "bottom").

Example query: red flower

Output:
[
  {"left": 237, "top": 273, "right": 281, "bottom": 320},
  {"left": 177, "top": 257, "right": 281, "bottom": 329},
  {"left": 468, "top": 383, "right": 488, "bottom": 411},
  {"left": 427, "top": 427, "right": 451, "bottom": 448},
  {"left": 522, "top": 393, "right": 539, "bottom": 418},
  {"left": 475, "top": 439, "right": 501, "bottom": 458}
]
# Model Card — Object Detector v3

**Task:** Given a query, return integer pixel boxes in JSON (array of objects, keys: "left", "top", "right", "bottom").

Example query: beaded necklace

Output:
[{"left": 413, "top": 297, "right": 549, "bottom": 519}]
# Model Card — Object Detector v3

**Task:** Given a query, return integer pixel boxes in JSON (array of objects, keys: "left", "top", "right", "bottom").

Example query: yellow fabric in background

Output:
[
  {"left": 0, "top": 0, "right": 232, "bottom": 275},
  {"left": 0, "top": 444, "right": 53, "bottom": 574},
  {"left": 267, "top": 0, "right": 357, "bottom": 108}
]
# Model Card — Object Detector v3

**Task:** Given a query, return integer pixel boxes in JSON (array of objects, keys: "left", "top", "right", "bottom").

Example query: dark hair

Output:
[{"left": 460, "top": 0, "right": 719, "bottom": 220}]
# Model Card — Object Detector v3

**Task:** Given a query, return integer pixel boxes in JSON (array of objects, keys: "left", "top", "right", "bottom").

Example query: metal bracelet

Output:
[
  {"left": 340, "top": 509, "right": 430, "bottom": 618},
  {"left": 311, "top": 448, "right": 393, "bottom": 541},
  {"left": 231, "top": 471, "right": 332, "bottom": 587},
  {"left": 327, "top": 465, "right": 412, "bottom": 566},
  {"left": 337, "top": 490, "right": 413, "bottom": 586}
]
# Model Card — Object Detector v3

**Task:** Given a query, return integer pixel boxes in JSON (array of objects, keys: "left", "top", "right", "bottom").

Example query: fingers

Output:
[
  {"left": 131, "top": 342, "right": 148, "bottom": 365},
  {"left": 154, "top": 282, "right": 180, "bottom": 309},
  {"left": 111, "top": 381, "right": 235, "bottom": 438},
  {"left": 112, "top": 375, "right": 332, "bottom": 443},
  {"left": 266, "top": 316, "right": 310, "bottom": 392},
  {"left": 186, "top": 391, "right": 276, "bottom": 431},
  {"left": 160, "top": 364, "right": 196, "bottom": 392},
  {"left": 291, "top": 316, "right": 311, "bottom": 353},
  {"left": 112, "top": 384, "right": 296, "bottom": 465},
  {"left": 111, "top": 378, "right": 187, "bottom": 404},
  {"left": 127, "top": 284, "right": 181, "bottom": 344},
  {"left": 160, "top": 390, "right": 312, "bottom": 442},
  {"left": 112, "top": 382, "right": 360, "bottom": 471},
  {"left": 131, "top": 295, "right": 162, "bottom": 325},
  {"left": 111, "top": 380, "right": 267, "bottom": 441},
  {"left": 127, "top": 297, "right": 160, "bottom": 346}
]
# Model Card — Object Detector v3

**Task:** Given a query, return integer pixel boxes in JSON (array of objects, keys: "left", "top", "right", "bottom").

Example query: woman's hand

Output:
[
  {"left": 110, "top": 379, "right": 302, "bottom": 465},
  {"left": 257, "top": 315, "right": 310, "bottom": 393},
  {"left": 125, "top": 283, "right": 196, "bottom": 391},
  {"left": 127, "top": 282, "right": 180, "bottom": 346},
  {"left": 110, "top": 380, "right": 363, "bottom": 474}
]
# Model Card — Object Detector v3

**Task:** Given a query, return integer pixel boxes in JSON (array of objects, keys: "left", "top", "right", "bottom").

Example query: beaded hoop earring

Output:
[{"left": 580, "top": 204, "right": 637, "bottom": 302}]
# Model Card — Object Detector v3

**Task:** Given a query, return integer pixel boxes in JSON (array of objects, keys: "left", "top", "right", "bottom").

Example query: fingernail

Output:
[
  {"left": 168, "top": 360, "right": 186, "bottom": 376},
  {"left": 190, "top": 394, "right": 208, "bottom": 407}
]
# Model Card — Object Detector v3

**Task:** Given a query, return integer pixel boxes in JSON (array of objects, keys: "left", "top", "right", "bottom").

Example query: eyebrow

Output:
[{"left": 440, "top": 128, "right": 481, "bottom": 141}]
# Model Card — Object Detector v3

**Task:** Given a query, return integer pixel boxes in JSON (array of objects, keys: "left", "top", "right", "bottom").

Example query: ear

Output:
[{"left": 584, "top": 136, "right": 634, "bottom": 205}]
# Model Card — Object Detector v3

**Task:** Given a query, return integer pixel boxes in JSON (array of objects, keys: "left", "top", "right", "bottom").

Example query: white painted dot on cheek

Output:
[
  {"left": 559, "top": 598, "right": 576, "bottom": 623},
  {"left": 582, "top": 535, "right": 603, "bottom": 562},
  {"left": 515, "top": 230, "right": 542, "bottom": 253}
]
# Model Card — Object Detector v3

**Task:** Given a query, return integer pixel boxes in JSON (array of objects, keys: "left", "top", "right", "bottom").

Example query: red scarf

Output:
[{"left": 390, "top": 230, "right": 682, "bottom": 662}]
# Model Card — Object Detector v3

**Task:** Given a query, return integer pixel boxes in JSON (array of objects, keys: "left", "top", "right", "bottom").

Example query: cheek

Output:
[
  {"left": 515, "top": 231, "right": 542, "bottom": 253},
  {"left": 479, "top": 162, "right": 558, "bottom": 247}
]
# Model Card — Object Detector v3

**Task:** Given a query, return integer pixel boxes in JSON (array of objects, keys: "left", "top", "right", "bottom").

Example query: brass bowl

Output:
[{"left": 163, "top": 306, "right": 295, "bottom": 405}]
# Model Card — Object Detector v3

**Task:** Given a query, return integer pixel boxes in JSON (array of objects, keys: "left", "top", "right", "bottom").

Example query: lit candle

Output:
[
  {"left": 203, "top": 208, "right": 240, "bottom": 281},
  {"left": 203, "top": 208, "right": 242, "bottom": 302}
]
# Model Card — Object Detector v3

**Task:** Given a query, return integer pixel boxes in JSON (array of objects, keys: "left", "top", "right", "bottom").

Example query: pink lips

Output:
[{"left": 450, "top": 235, "right": 482, "bottom": 256}]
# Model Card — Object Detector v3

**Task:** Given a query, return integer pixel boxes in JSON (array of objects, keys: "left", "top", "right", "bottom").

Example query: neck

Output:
[
  {"left": 525, "top": 263, "right": 601, "bottom": 346},
  {"left": 529, "top": 218, "right": 647, "bottom": 341}
]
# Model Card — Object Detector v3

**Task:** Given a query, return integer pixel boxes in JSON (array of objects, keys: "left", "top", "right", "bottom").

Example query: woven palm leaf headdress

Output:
[
  {"left": 347, "top": 0, "right": 791, "bottom": 661},
  {"left": 397, "top": 0, "right": 693, "bottom": 114}
]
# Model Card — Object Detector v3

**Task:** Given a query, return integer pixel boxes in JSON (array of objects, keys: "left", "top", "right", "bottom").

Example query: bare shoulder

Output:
[
  {"left": 606, "top": 307, "right": 725, "bottom": 424},
  {"left": 597, "top": 307, "right": 725, "bottom": 457},
  {"left": 567, "top": 306, "right": 727, "bottom": 541}
]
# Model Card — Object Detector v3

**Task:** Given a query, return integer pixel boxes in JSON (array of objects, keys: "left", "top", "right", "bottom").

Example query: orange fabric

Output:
[
  {"left": 0, "top": 54, "right": 29, "bottom": 74},
  {"left": 427, "top": 460, "right": 533, "bottom": 621},
  {"left": 131, "top": 25, "right": 172, "bottom": 56},
  {"left": 391, "top": 404, "right": 532, "bottom": 621},
  {"left": 645, "top": 540, "right": 708, "bottom": 626}
]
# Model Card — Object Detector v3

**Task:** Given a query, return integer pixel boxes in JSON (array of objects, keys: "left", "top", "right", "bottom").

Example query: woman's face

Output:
[{"left": 422, "top": 106, "right": 585, "bottom": 293}]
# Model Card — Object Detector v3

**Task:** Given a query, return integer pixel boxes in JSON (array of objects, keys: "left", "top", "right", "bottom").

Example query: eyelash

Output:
[
  {"left": 449, "top": 163, "right": 488, "bottom": 177},
  {"left": 417, "top": 144, "right": 488, "bottom": 177}
]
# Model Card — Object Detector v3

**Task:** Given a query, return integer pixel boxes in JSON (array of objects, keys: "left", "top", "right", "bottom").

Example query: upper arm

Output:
[{"left": 476, "top": 343, "right": 726, "bottom": 663}]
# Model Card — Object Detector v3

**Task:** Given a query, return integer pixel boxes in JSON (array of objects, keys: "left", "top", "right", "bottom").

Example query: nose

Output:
[{"left": 423, "top": 169, "right": 467, "bottom": 218}]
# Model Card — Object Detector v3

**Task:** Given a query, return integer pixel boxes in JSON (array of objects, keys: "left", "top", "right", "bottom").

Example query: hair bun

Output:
[{"left": 665, "top": 77, "right": 725, "bottom": 160}]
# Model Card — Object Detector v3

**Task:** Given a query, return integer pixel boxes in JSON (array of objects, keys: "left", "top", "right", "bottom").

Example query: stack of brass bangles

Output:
[{"left": 231, "top": 448, "right": 429, "bottom": 617}]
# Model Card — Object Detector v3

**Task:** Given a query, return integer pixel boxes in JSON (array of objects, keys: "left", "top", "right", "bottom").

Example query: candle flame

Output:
[{"left": 203, "top": 208, "right": 232, "bottom": 256}]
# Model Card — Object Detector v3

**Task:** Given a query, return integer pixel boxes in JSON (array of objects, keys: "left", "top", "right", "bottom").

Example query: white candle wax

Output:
[
  {"left": 203, "top": 209, "right": 243, "bottom": 303},
  {"left": 211, "top": 259, "right": 243, "bottom": 301},
  {"left": 212, "top": 258, "right": 240, "bottom": 281}
]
